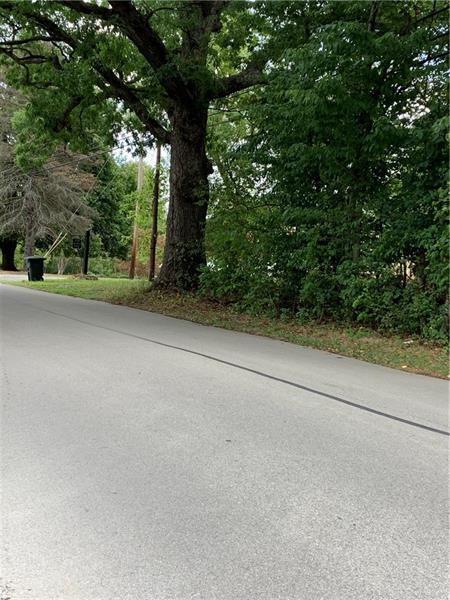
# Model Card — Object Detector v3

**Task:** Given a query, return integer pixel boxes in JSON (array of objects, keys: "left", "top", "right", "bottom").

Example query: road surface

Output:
[{"left": 1, "top": 284, "right": 448, "bottom": 600}]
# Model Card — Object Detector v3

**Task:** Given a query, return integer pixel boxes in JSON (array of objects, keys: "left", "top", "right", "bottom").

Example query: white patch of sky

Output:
[{"left": 112, "top": 139, "right": 170, "bottom": 170}]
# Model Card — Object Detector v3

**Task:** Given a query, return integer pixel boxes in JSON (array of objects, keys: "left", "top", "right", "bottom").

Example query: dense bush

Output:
[{"left": 202, "top": 3, "right": 448, "bottom": 342}]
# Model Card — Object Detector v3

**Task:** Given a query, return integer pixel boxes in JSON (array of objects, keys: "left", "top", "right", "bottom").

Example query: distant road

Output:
[
  {"left": 0, "top": 272, "right": 65, "bottom": 282},
  {"left": 1, "top": 284, "right": 448, "bottom": 600}
]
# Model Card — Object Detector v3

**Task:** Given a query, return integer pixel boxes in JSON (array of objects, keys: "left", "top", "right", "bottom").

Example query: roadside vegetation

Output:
[
  {"left": 6, "top": 278, "right": 448, "bottom": 379},
  {"left": 0, "top": 2, "right": 448, "bottom": 375}
]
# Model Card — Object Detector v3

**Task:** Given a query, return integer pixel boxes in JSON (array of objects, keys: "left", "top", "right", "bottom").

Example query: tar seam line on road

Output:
[{"left": 20, "top": 300, "right": 450, "bottom": 437}]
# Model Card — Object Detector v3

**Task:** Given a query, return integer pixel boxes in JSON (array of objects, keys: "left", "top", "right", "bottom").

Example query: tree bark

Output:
[
  {"left": 157, "top": 105, "right": 211, "bottom": 290},
  {"left": 24, "top": 201, "right": 36, "bottom": 261},
  {"left": 0, "top": 236, "right": 18, "bottom": 271},
  {"left": 0, "top": 1, "right": 265, "bottom": 292}
]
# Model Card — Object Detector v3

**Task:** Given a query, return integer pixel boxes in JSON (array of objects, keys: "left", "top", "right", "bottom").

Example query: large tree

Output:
[
  {"left": 0, "top": 0, "right": 272, "bottom": 289},
  {"left": 203, "top": 1, "right": 449, "bottom": 339},
  {"left": 0, "top": 81, "right": 96, "bottom": 261}
]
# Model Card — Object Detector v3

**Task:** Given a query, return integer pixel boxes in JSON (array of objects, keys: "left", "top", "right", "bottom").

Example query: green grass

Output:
[
  {"left": 5, "top": 277, "right": 448, "bottom": 379},
  {"left": 6, "top": 277, "right": 148, "bottom": 300}
]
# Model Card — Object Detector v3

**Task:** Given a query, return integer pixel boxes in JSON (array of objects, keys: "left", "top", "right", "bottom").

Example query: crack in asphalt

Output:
[{"left": 22, "top": 301, "right": 449, "bottom": 438}]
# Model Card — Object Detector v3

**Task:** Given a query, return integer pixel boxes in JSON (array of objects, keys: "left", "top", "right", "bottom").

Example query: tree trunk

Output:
[
  {"left": 157, "top": 105, "right": 211, "bottom": 291},
  {"left": 24, "top": 200, "right": 36, "bottom": 261},
  {"left": 57, "top": 250, "right": 68, "bottom": 275},
  {"left": 0, "top": 237, "right": 18, "bottom": 271}
]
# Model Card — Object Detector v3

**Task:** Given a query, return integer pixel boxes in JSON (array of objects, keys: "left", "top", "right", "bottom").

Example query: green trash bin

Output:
[{"left": 26, "top": 256, "right": 45, "bottom": 281}]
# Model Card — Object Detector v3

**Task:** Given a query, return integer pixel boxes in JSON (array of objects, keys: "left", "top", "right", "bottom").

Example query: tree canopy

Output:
[
  {"left": 203, "top": 0, "right": 449, "bottom": 340},
  {"left": 0, "top": 1, "right": 448, "bottom": 339},
  {"left": 0, "top": 0, "right": 277, "bottom": 287}
]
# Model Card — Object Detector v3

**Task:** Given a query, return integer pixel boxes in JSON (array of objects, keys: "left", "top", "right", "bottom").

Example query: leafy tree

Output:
[
  {"left": 88, "top": 156, "right": 134, "bottom": 260},
  {"left": 118, "top": 158, "right": 167, "bottom": 270},
  {"left": 1, "top": 1, "right": 447, "bottom": 340},
  {"left": 202, "top": 0, "right": 448, "bottom": 339},
  {"left": 0, "top": 0, "right": 279, "bottom": 289}
]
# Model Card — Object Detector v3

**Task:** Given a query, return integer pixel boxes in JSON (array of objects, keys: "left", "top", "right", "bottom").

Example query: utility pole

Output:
[
  {"left": 129, "top": 156, "right": 144, "bottom": 279},
  {"left": 82, "top": 229, "right": 91, "bottom": 275},
  {"left": 149, "top": 143, "right": 161, "bottom": 281}
]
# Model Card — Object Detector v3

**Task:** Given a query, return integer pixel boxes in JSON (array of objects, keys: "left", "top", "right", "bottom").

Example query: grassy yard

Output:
[
  {"left": 5, "top": 277, "right": 448, "bottom": 379},
  {"left": 5, "top": 277, "right": 146, "bottom": 300}
]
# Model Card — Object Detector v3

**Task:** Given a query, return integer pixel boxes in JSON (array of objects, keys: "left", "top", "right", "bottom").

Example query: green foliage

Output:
[
  {"left": 88, "top": 157, "right": 134, "bottom": 260},
  {"left": 2, "top": 0, "right": 447, "bottom": 335},
  {"left": 202, "top": 0, "right": 449, "bottom": 341},
  {"left": 116, "top": 159, "right": 167, "bottom": 266},
  {"left": 41, "top": 156, "right": 167, "bottom": 269}
]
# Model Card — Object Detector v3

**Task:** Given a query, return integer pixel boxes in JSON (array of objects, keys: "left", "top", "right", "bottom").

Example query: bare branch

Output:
[{"left": 0, "top": 86, "right": 97, "bottom": 242}]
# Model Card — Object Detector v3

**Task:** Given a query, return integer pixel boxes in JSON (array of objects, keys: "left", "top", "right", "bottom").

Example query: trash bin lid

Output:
[{"left": 25, "top": 256, "right": 45, "bottom": 260}]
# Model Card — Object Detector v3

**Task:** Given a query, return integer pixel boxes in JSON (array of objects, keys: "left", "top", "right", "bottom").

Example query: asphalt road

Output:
[{"left": 1, "top": 284, "right": 448, "bottom": 600}]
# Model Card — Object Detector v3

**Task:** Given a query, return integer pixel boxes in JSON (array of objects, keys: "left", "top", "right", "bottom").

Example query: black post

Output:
[{"left": 82, "top": 229, "right": 91, "bottom": 275}]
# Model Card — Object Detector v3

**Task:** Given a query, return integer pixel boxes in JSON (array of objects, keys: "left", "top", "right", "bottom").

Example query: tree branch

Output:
[
  {"left": 414, "top": 4, "right": 449, "bottom": 25},
  {"left": 200, "top": 0, "right": 230, "bottom": 34},
  {"left": 211, "top": 61, "right": 266, "bottom": 99},
  {"left": 93, "top": 61, "right": 171, "bottom": 143},
  {"left": 416, "top": 50, "right": 449, "bottom": 65},
  {"left": 0, "top": 2, "right": 75, "bottom": 47},
  {"left": 107, "top": 0, "right": 167, "bottom": 69},
  {"left": 107, "top": 0, "right": 192, "bottom": 103},
  {"left": 54, "top": 96, "right": 83, "bottom": 133},
  {"left": 53, "top": 0, "right": 115, "bottom": 20},
  {"left": 367, "top": 1, "right": 380, "bottom": 32},
  {"left": 0, "top": 1, "right": 171, "bottom": 143},
  {"left": 0, "top": 47, "right": 62, "bottom": 70},
  {"left": 0, "top": 36, "right": 55, "bottom": 46}
]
